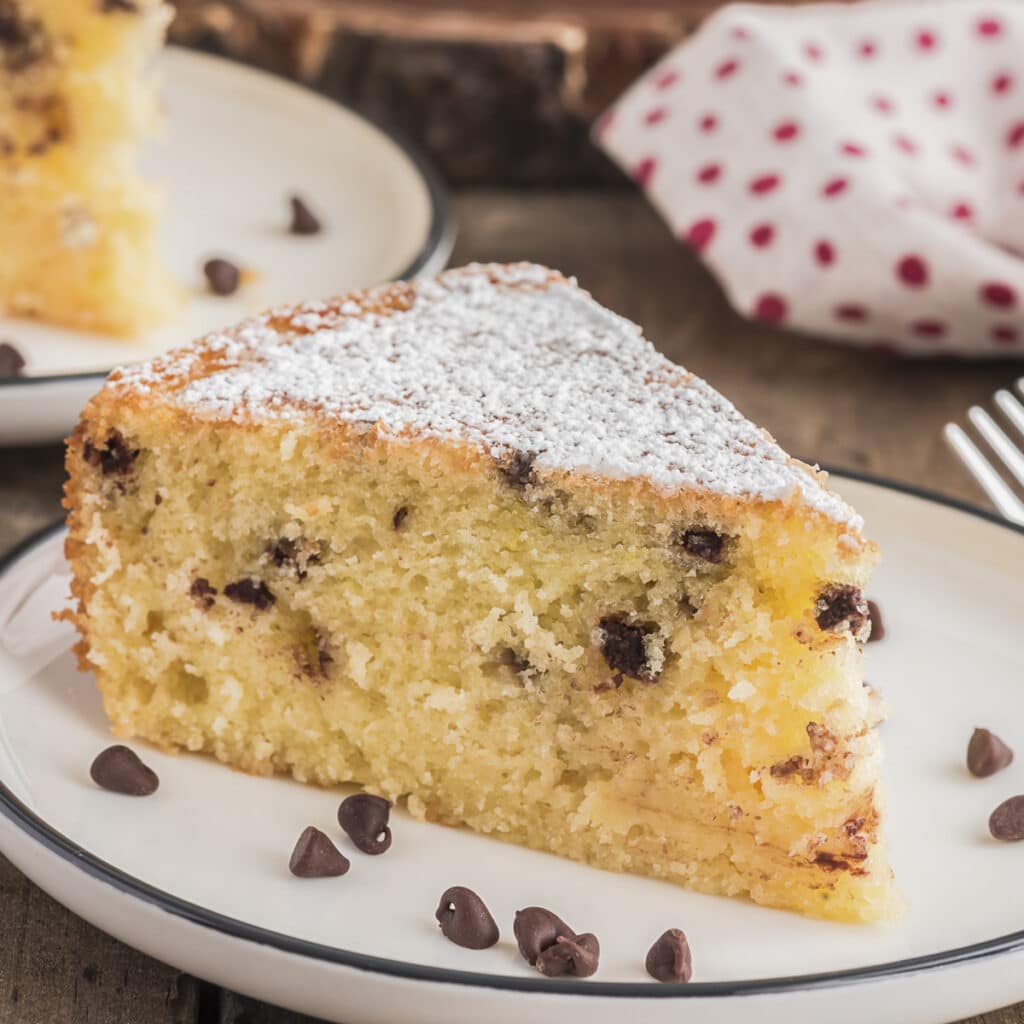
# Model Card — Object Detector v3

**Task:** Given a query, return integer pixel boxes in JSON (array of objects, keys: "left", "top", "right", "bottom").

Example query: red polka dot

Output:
[
  {"left": 951, "top": 143, "right": 976, "bottom": 166},
  {"left": 915, "top": 28, "right": 938, "bottom": 51},
  {"left": 754, "top": 294, "right": 788, "bottom": 323},
  {"left": 912, "top": 319, "right": 946, "bottom": 339},
  {"left": 731, "top": 25, "right": 750, "bottom": 41},
  {"left": 634, "top": 157, "right": 657, "bottom": 188},
  {"left": 654, "top": 68, "right": 680, "bottom": 91},
  {"left": 749, "top": 223, "right": 775, "bottom": 248},
  {"left": 749, "top": 173, "right": 781, "bottom": 195},
  {"left": 696, "top": 163, "right": 722, "bottom": 184},
  {"left": 1007, "top": 121, "right": 1024, "bottom": 148},
  {"left": 992, "top": 324, "right": 1019, "bottom": 344},
  {"left": 803, "top": 41, "right": 825, "bottom": 62},
  {"left": 932, "top": 90, "right": 953, "bottom": 109},
  {"left": 950, "top": 201, "right": 974, "bottom": 222},
  {"left": 644, "top": 107, "right": 668, "bottom": 126},
  {"left": 992, "top": 71, "right": 1014, "bottom": 95},
  {"left": 980, "top": 282, "right": 1017, "bottom": 308},
  {"left": 835, "top": 303, "right": 869, "bottom": 322},
  {"left": 814, "top": 239, "right": 836, "bottom": 266},
  {"left": 977, "top": 16, "right": 1003, "bottom": 38},
  {"left": 893, "top": 134, "right": 918, "bottom": 155},
  {"left": 870, "top": 95, "right": 896, "bottom": 114},
  {"left": 896, "top": 255, "right": 929, "bottom": 287},
  {"left": 684, "top": 218, "right": 716, "bottom": 252},
  {"left": 715, "top": 58, "right": 740, "bottom": 80},
  {"left": 698, "top": 113, "right": 718, "bottom": 133},
  {"left": 782, "top": 70, "right": 803, "bottom": 87},
  {"left": 840, "top": 141, "right": 869, "bottom": 157},
  {"left": 857, "top": 38, "right": 878, "bottom": 58},
  {"left": 821, "top": 177, "right": 849, "bottom": 198},
  {"left": 772, "top": 120, "right": 800, "bottom": 142}
]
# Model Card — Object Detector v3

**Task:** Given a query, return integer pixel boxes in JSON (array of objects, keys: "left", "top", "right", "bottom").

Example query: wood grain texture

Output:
[{"left": 0, "top": 189, "right": 1021, "bottom": 1024}]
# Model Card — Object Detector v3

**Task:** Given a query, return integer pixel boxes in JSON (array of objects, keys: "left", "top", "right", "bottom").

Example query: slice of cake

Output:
[
  {"left": 0, "top": 0, "right": 179, "bottom": 335},
  {"left": 63, "top": 263, "right": 897, "bottom": 921}
]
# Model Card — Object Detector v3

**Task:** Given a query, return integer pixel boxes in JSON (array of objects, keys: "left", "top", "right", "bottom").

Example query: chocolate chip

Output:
[
  {"left": 968, "top": 728, "right": 1014, "bottom": 778},
  {"left": 645, "top": 928, "right": 693, "bottom": 983},
  {"left": 815, "top": 585, "right": 869, "bottom": 636},
  {"left": 0, "top": 2, "right": 48, "bottom": 72},
  {"left": 392, "top": 505, "right": 409, "bottom": 530},
  {"left": 90, "top": 745, "right": 159, "bottom": 796},
  {"left": 83, "top": 431, "right": 140, "bottom": 476},
  {"left": 499, "top": 647, "right": 531, "bottom": 675},
  {"left": 536, "top": 933, "right": 600, "bottom": 978},
  {"left": 338, "top": 793, "right": 392, "bottom": 854},
  {"left": 989, "top": 796, "right": 1024, "bottom": 841},
  {"left": 498, "top": 450, "right": 537, "bottom": 489},
  {"left": 866, "top": 599, "right": 885, "bottom": 642},
  {"left": 0, "top": 341, "right": 25, "bottom": 378},
  {"left": 434, "top": 887, "right": 500, "bottom": 949},
  {"left": 98, "top": 0, "right": 138, "bottom": 11},
  {"left": 678, "top": 529, "right": 725, "bottom": 563},
  {"left": 189, "top": 577, "right": 217, "bottom": 610},
  {"left": 598, "top": 615, "right": 661, "bottom": 682},
  {"left": 203, "top": 258, "right": 241, "bottom": 296},
  {"left": 513, "top": 906, "right": 574, "bottom": 965},
  {"left": 224, "top": 578, "right": 275, "bottom": 610},
  {"left": 288, "top": 826, "right": 350, "bottom": 877},
  {"left": 289, "top": 194, "right": 322, "bottom": 235},
  {"left": 268, "top": 538, "right": 320, "bottom": 580}
]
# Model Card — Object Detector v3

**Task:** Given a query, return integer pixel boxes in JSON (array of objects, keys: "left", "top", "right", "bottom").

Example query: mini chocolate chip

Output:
[
  {"left": 598, "top": 615, "right": 661, "bottom": 682},
  {"left": 224, "top": 578, "right": 275, "bottom": 610},
  {"left": 815, "top": 585, "right": 869, "bottom": 636},
  {"left": 866, "top": 599, "right": 885, "bottom": 642},
  {"left": 645, "top": 928, "right": 693, "bottom": 983},
  {"left": 989, "top": 796, "right": 1024, "bottom": 841},
  {"left": 0, "top": 341, "right": 25, "bottom": 378},
  {"left": 392, "top": 505, "right": 409, "bottom": 530},
  {"left": 536, "top": 933, "right": 600, "bottom": 978},
  {"left": 90, "top": 745, "right": 159, "bottom": 796},
  {"left": 268, "top": 538, "right": 320, "bottom": 580},
  {"left": 203, "top": 258, "right": 241, "bottom": 296},
  {"left": 969, "top": 728, "right": 1014, "bottom": 778},
  {"left": 435, "top": 887, "right": 500, "bottom": 949},
  {"left": 83, "top": 431, "right": 140, "bottom": 476},
  {"left": 498, "top": 450, "right": 537, "bottom": 489},
  {"left": 513, "top": 906, "right": 574, "bottom": 965},
  {"left": 289, "top": 194, "right": 322, "bottom": 235},
  {"left": 189, "top": 577, "right": 217, "bottom": 610},
  {"left": 289, "top": 826, "right": 350, "bottom": 877},
  {"left": 338, "top": 793, "right": 392, "bottom": 854},
  {"left": 679, "top": 529, "right": 725, "bottom": 563}
]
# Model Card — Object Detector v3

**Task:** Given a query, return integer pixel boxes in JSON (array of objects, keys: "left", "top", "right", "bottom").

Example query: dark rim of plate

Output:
[
  {"left": 0, "top": 468, "right": 1022, "bottom": 999},
  {"left": 0, "top": 47, "right": 454, "bottom": 391}
]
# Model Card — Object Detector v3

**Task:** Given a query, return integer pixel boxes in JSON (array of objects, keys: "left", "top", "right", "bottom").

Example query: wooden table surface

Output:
[{"left": 1, "top": 190, "right": 1021, "bottom": 1024}]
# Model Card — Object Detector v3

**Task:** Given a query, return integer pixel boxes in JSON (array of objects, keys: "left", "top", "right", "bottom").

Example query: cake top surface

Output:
[{"left": 112, "top": 263, "right": 860, "bottom": 529}]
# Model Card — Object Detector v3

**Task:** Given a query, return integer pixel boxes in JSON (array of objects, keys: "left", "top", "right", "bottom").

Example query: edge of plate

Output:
[
  {"left": 0, "top": 46, "right": 455, "bottom": 392},
  {"left": 1, "top": 468, "right": 1023, "bottom": 1000}
]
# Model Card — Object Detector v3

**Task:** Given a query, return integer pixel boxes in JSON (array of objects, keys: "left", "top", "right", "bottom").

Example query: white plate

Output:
[
  {"left": 1, "top": 472, "right": 1023, "bottom": 1024},
  {"left": 0, "top": 48, "right": 453, "bottom": 446}
]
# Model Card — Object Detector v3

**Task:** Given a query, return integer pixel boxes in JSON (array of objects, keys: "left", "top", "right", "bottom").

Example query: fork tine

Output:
[
  {"left": 967, "top": 405, "right": 1024, "bottom": 488},
  {"left": 943, "top": 423, "right": 1024, "bottom": 525},
  {"left": 995, "top": 388, "right": 1024, "bottom": 436}
]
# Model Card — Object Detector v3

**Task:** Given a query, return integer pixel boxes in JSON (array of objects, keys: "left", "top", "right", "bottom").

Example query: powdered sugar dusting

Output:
[{"left": 114, "top": 263, "right": 860, "bottom": 528}]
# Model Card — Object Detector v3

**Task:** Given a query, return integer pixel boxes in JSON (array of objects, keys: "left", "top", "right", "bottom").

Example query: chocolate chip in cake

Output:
[
  {"left": 98, "top": 0, "right": 138, "bottom": 12},
  {"left": 268, "top": 538, "right": 321, "bottom": 580},
  {"left": 224, "top": 577, "right": 275, "bottom": 610},
  {"left": 90, "top": 745, "right": 159, "bottom": 796},
  {"left": 83, "top": 431, "right": 140, "bottom": 477},
  {"left": 0, "top": 2, "right": 49, "bottom": 72},
  {"left": 289, "top": 826, "right": 350, "bottom": 877},
  {"left": 499, "top": 647, "right": 531, "bottom": 675},
  {"left": 678, "top": 528, "right": 725, "bottom": 564},
  {"left": 189, "top": 577, "right": 217, "bottom": 610},
  {"left": 645, "top": 928, "right": 693, "bottom": 983},
  {"left": 598, "top": 615, "right": 662, "bottom": 682},
  {"left": 866, "top": 599, "right": 885, "bottom": 642},
  {"left": 435, "top": 886, "right": 500, "bottom": 949},
  {"left": 338, "top": 793, "right": 392, "bottom": 854},
  {"left": 536, "top": 933, "right": 600, "bottom": 978},
  {"left": 989, "top": 796, "right": 1024, "bottom": 841},
  {"left": 289, "top": 194, "right": 322, "bottom": 235},
  {"left": 203, "top": 258, "right": 241, "bottom": 296},
  {"left": 968, "top": 728, "right": 1014, "bottom": 778},
  {"left": 815, "top": 585, "right": 869, "bottom": 637},
  {"left": 513, "top": 906, "right": 574, "bottom": 966},
  {"left": 0, "top": 341, "right": 25, "bottom": 378},
  {"left": 498, "top": 450, "right": 538, "bottom": 489},
  {"left": 392, "top": 505, "right": 410, "bottom": 530}
]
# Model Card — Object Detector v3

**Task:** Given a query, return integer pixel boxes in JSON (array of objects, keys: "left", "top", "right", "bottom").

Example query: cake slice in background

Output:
[
  {"left": 0, "top": 0, "right": 179, "bottom": 336},
  {"left": 63, "top": 262, "right": 897, "bottom": 922}
]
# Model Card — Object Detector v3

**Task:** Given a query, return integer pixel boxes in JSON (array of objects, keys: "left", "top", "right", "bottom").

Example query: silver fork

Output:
[{"left": 944, "top": 379, "right": 1024, "bottom": 526}]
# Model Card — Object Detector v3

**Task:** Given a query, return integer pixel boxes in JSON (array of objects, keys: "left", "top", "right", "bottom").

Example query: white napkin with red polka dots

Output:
[{"left": 596, "top": 1, "right": 1024, "bottom": 357}]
